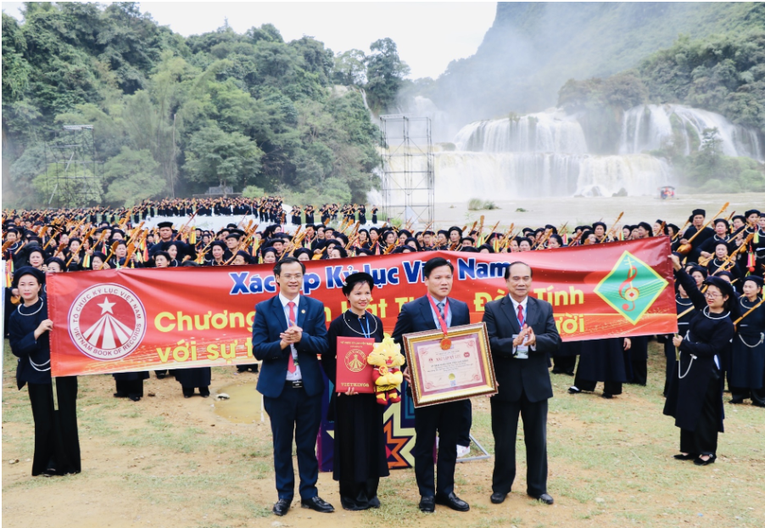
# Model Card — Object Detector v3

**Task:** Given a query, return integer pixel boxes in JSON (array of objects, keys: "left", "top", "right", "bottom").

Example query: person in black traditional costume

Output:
[
  {"left": 8, "top": 267, "right": 81, "bottom": 476},
  {"left": 657, "top": 282, "right": 697, "bottom": 397},
  {"left": 728, "top": 276, "right": 765, "bottom": 406},
  {"left": 665, "top": 255, "right": 736, "bottom": 466},
  {"left": 568, "top": 338, "right": 631, "bottom": 398},
  {"left": 321, "top": 273, "right": 389, "bottom": 510}
]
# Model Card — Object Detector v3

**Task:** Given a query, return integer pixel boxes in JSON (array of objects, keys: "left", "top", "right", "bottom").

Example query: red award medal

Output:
[{"left": 427, "top": 294, "right": 452, "bottom": 350}]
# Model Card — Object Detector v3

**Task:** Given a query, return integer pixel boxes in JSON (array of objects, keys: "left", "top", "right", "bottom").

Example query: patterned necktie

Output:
[
  {"left": 437, "top": 301, "right": 445, "bottom": 320},
  {"left": 517, "top": 304, "right": 525, "bottom": 327},
  {"left": 287, "top": 301, "right": 297, "bottom": 373}
]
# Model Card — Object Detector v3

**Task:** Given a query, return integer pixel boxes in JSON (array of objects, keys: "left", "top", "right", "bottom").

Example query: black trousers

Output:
[
  {"left": 729, "top": 386, "right": 750, "bottom": 402},
  {"left": 263, "top": 384, "right": 322, "bottom": 501},
  {"left": 457, "top": 399, "right": 472, "bottom": 447},
  {"left": 754, "top": 366, "right": 765, "bottom": 405},
  {"left": 680, "top": 371, "right": 721, "bottom": 456},
  {"left": 552, "top": 356, "right": 576, "bottom": 374},
  {"left": 574, "top": 369, "right": 623, "bottom": 395},
  {"left": 115, "top": 379, "right": 144, "bottom": 398},
  {"left": 28, "top": 377, "right": 81, "bottom": 476},
  {"left": 575, "top": 378, "right": 623, "bottom": 395},
  {"left": 412, "top": 399, "right": 469, "bottom": 497},
  {"left": 628, "top": 360, "right": 647, "bottom": 386},
  {"left": 490, "top": 394, "right": 548, "bottom": 497}
]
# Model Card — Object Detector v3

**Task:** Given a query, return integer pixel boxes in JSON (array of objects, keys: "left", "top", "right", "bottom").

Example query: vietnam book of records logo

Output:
[
  {"left": 67, "top": 283, "right": 147, "bottom": 360},
  {"left": 593, "top": 250, "right": 669, "bottom": 325},
  {"left": 344, "top": 347, "right": 368, "bottom": 372}
]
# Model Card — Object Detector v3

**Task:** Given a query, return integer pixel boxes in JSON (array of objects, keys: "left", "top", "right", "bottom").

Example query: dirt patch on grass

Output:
[{"left": 4, "top": 344, "right": 765, "bottom": 528}]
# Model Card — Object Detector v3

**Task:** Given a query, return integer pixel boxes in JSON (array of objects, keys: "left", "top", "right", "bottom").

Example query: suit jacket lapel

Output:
[
  {"left": 525, "top": 297, "right": 537, "bottom": 328},
  {"left": 419, "top": 297, "right": 438, "bottom": 330},
  {"left": 272, "top": 296, "right": 289, "bottom": 332},
  {"left": 297, "top": 296, "right": 307, "bottom": 327},
  {"left": 501, "top": 296, "right": 521, "bottom": 334}
]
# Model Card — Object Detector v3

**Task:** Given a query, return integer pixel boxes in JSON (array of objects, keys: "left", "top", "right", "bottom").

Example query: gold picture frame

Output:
[{"left": 403, "top": 322, "right": 497, "bottom": 408}]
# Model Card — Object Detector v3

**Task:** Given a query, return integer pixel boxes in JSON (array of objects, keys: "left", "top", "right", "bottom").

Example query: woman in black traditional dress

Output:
[
  {"left": 658, "top": 282, "right": 696, "bottom": 396},
  {"left": 8, "top": 267, "right": 81, "bottom": 476},
  {"left": 665, "top": 255, "right": 737, "bottom": 466},
  {"left": 728, "top": 276, "right": 765, "bottom": 406},
  {"left": 568, "top": 338, "right": 631, "bottom": 398},
  {"left": 321, "top": 272, "right": 389, "bottom": 510}
]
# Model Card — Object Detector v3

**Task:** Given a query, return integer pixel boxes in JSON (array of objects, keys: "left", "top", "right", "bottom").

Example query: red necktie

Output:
[
  {"left": 287, "top": 301, "right": 297, "bottom": 373},
  {"left": 517, "top": 304, "right": 524, "bottom": 327}
]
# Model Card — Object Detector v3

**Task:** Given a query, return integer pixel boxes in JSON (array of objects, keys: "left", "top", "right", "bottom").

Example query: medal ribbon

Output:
[{"left": 427, "top": 294, "right": 450, "bottom": 338}]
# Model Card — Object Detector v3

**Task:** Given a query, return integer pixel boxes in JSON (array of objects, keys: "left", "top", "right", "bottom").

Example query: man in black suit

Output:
[
  {"left": 482, "top": 261, "right": 560, "bottom": 505},
  {"left": 251, "top": 257, "right": 334, "bottom": 516},
  {"left": 392, "top": 257, "right": 472, "bottom": 513}
]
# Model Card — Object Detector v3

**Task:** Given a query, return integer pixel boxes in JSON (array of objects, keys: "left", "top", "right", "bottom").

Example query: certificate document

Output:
[{"left": 403, "top": 323, "right": 497, "bottom": 408}]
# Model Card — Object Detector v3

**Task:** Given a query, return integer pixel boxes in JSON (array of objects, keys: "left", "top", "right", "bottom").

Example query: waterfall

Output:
[
  {"left": 575, "top": 155, "right": 674, "bottom": 197},
  {"left": 378, "top": 103, "right": 762, "bottom": 201},
  {"left": 396, "top": 95, "right": 454, "bottom": 142},
  {"left": 426, "top": 109, "right": 672, "bottom": 198},
  {"left": 453, "top": 111, "right": 589, "bottom": 154},
  {"left": 619, "top": 104, "right": 763, "bottom": 161}
]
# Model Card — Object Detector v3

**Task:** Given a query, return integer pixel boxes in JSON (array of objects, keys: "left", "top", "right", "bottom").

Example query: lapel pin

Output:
[{"left": 301, "top": 309, "right": 306, "bottom": 314}]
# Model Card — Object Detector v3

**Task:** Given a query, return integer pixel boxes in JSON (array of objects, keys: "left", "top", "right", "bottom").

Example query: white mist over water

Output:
[
  {"left": 453, "top": 110, "right": 589, "bottom": 154},
  {"left": 620, "top": 104, "right": 763, "bottom": 160},
  {"left": 381, "top": 101, "right": 762, "bottom": 202}
]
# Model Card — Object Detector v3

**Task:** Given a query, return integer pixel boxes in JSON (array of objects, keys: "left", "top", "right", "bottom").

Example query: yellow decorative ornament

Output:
[{"left": 366, "top": 336, "right": 406, "bottom": 405}]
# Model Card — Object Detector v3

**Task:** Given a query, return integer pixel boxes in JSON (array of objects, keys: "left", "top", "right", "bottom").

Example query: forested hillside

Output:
[
  {"left": 557, "top": 29, "right": 765, "bottom": 192},
  {"left": 426, "top": 2, "right": 765, "bottom": 126},
  {"left": 2, "top": 2, "right": 409, "bottom": 208}
]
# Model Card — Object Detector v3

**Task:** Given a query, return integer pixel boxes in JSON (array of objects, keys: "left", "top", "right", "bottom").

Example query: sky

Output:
[{"left": 1, "top": 1, "right": 497, "bottom": 80}]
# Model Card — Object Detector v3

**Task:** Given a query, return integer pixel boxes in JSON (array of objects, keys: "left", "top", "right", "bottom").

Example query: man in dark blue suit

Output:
[
  {"left": 252, "top": 257, "right": 334, "bottom": 516},
  {"left": 482, "top": 261, "right": 560, "bottom": 506},
  {"left": 392, "top": 257, "right": 472, "bottom": 513}
]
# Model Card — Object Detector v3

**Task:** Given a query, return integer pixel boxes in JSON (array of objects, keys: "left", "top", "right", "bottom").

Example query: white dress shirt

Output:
[{"left": 279, "top": 293, "right": 302, "bottom": 381}]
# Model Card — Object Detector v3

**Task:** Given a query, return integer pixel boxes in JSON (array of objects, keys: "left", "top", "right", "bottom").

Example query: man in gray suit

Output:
[{"left": 482, "top": 261, "right": 560, "bottom": 505}]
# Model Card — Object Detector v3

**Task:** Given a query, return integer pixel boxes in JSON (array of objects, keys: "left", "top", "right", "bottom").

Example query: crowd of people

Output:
[{"left": 4, "top": 198, "right": 764, "bottom": 514}]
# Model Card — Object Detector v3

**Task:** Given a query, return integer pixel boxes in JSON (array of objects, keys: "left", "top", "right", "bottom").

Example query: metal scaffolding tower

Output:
[
  {"left": 379, "top": 115, "right": 434, "bottom": 226},
  {"left": 46, "top": 125, "right": 100, "bottom": 207}
]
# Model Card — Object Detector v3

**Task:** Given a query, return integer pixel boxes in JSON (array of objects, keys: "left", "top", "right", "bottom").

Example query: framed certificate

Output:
[{"left": 402, "top": 322, "right": 497, "bottom": 408}]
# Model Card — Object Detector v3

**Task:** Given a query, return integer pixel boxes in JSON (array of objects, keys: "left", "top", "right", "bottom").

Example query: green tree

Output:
[
  {"left": 102, "top": 147, "right": 165, "bottom": 206},
  {"left": 333, "top": 49, "right": 366, "bottom": 86},
  {"left": 183, "top": 124, "right": 263, "bottom": 190},
  {"left": 2, "top": 5, "right": 382, "bottom": 208},
  {"left": 365, "top": 38, "right": 410, "bottom": 113}
]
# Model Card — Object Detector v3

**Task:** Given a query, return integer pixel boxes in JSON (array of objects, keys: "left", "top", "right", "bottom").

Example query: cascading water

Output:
[
  {"left": 453, "top": 111, "right": 589, "bottom": 154},
  {"left": 435, "top": 109, "right": 674, "bottom": 198},
  {"left": 380, "top": 102, "right": 761, "bottom": 201},
  {"left": 620, "top": 104, "right": 763, "bottom": 161}
]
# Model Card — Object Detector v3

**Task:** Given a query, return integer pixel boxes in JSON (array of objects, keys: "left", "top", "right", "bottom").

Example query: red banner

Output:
[{"left": 49, "top": 237, "right": 677, "bottom": 377}]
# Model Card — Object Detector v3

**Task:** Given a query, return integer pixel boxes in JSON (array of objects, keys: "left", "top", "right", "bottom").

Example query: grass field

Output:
[{"left": 3, "top": 340, "right": 764, "bottom": 528}]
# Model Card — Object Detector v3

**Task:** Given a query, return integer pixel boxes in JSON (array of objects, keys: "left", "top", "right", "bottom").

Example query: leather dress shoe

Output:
[
  {"left": 301, "top": 496, "right": 334, "bottom": 513},
  {"left": 568, "top": 386, "right": 581, "bottom": 394},
  {"left": 435, "top": 492, "right": 470, "bottom": 512},
  {"left": 419, "top": 496, "right": 435, "bottom": 513},
  {"left": 272, "top": 498, "right": 291, "bottom": 516},
  {"left": 531, "top": 493, "right": 554, "bottom": 505},
  {"left": 490, "top": 492, "right": 507, "bottom": 504},
  {"left": 694, "top": 454, "right": 716, "bottom": 466},
  {"left": 673, "top": 453, "right": 696, "bottom": 460}
]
